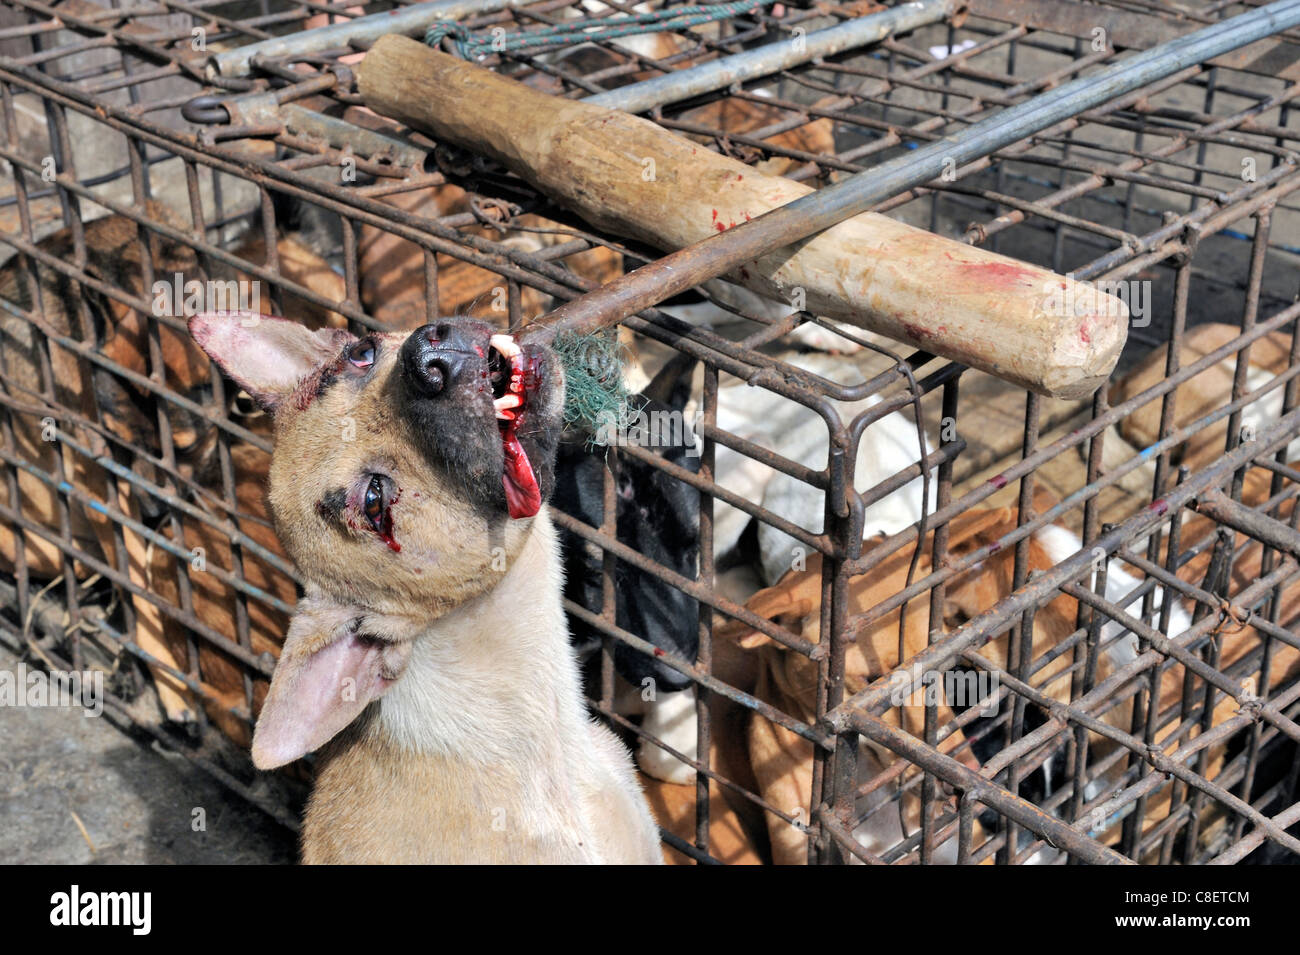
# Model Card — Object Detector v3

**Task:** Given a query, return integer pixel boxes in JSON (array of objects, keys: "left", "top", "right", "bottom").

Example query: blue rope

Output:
[{"left": 426, "top": 0, "right": 774, "bottom": 60}]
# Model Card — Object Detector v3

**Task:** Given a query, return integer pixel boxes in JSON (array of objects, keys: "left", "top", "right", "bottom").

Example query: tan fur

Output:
[
  {"left": 191, "top": 315, "right": 661, "bottom": 863},
  {"left": 298, "top": 512, "right": 660, "bottom": 863},
  {"left": 1111, "top": 322, "right": 1294, "bottom": 474},
  {"left": 263, "top": 346, "right": 526, "bottom": 613}
]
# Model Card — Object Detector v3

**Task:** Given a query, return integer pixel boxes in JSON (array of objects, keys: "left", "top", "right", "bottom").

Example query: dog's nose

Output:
[{"left": 401, "top": 322, "right": 475, "bottom": 397}]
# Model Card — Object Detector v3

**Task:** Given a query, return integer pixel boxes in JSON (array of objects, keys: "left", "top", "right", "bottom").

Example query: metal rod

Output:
[
  {"left": 825, "top": 401, "right": 1300, "bottom": 729},
  {"left": 525, "top": 0, "right": 1300, "bottom": 342},
  {"left": 848, "top": 709, "right": 1135, "bottom": 865},
  {"left": 585, "top": 0, "right": 959, "bottom": 114},
  {"left": 207, "top": 0, "right": 527, "bottom": 78},
  {"left": 207, "top": 3, "right": 954, "bottom": 170},
  {"left": 1195, "top": 487, "right": 1300, "bottom": 559},
  {"left": 284, "top": 104, "right": 427, "bottom": 169}
]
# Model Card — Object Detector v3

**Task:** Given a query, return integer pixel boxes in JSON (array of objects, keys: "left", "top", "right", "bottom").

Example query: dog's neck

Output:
[{"left": 369, "top": 508, "right": 588, "bottom": 764}]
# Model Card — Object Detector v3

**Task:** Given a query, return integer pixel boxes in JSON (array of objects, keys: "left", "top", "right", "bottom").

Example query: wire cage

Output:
[{"left": 0, "top": 0, "right": 1298, "bottom": 864}]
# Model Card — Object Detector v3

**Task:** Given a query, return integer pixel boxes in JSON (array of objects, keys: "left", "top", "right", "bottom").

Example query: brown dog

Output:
[
  {"left": 1112, "top": 322, "right": 1297, "bottom": 475},
  {"left": 724, "top": 484, "right": 1300, "bottom": 863},
  {"left": 358, "top": 182, "right": 625, "bottom": 331},
  {"left": 0, "top": 208, "right": 237, "bottom": 730},
  {"left": 718, "top": 502, "right": 1181, "bottom": 864},
  {"left": 0, "top": 208, "right": 346, "bottom": 730},
  {"left": 719, "top": 508, "right": 1012, "bottom": 863}
]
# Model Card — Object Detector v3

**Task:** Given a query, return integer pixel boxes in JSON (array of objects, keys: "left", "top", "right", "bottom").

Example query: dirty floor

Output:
[{"left": 0, "top": 642, "right": 296, "bottom": 864}]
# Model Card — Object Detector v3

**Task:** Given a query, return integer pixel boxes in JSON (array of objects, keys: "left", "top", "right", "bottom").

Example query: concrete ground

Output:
[{"left": 0, "top": 641, "right": 296, "bottom": 864}]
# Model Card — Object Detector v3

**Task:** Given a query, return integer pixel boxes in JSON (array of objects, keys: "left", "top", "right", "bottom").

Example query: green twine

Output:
[
  {"left": 552, "top": 330, "right": 639, "bottom": 445},
  {"left": 425, "top": 0, "right": 774, "bottom": 60}
]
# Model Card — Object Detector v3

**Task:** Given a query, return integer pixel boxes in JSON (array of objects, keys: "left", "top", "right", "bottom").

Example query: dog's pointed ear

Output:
[
  {"left": 251, "top": 599, "right": 413, "bottom": 770},
  {"left": 641, "top": 352, "right": 697, "bottom": 410},
  {"left": 189, "top": 312, "right": 355, "bottom": 411}
]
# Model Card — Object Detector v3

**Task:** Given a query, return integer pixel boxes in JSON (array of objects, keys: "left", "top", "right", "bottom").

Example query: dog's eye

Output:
[
  {"left": 348, "top": 340, "right": 376, "bottom": 369},
  {"left": 363, "top": 475, "right": 385, "bottom": 529}
]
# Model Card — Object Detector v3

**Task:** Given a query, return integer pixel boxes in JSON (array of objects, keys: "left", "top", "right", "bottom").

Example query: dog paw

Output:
[
  {"left": 636, "top": 689, "right": 699, "bottom": 784},
  {"left": 637, "top": 739, "right": 696, "bottom": 785}
]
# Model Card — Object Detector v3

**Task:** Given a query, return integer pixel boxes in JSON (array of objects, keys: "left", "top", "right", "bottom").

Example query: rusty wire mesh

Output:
[{"left": 0, "top": 0, "right": 1298, "bottom": 864}]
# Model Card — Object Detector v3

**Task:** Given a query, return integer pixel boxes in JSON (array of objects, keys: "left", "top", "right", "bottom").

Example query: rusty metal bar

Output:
[
  {"left": 586, "top": 0, "right": 959, "bottom": 114},
  {"left": 1195, "top": 487, "right": 1300, "bottom": 558},
  {"left": 207, "top": 0, "right": 528, "bottom": 77},
  {"left": 528, "top": 0, "right": 1300, "bottom": 347},
  {"left": 848, "top": 708, "right": 1135, "bottom": 864}
]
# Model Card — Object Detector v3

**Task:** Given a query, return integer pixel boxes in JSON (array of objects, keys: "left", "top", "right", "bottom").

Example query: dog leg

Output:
[
  {"left": 94, "top": 465, "right": 198, "bottom": 728},
  {"left": 748, "top": 708, "right": 814, "bottom": 865},
  {"left": 639, "top": 771, "right": 765, "bottom": 864},
  {"left": 637, "top": 687, "right": 699, "bottom": 784}
]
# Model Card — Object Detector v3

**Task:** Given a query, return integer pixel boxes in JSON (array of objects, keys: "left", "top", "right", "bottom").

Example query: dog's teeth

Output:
[
  {"left": 489, "top": 334, "right": 521, "bottom": 359},
  {"left": 494, "top": 394, "right": 523, "bottom": 417}
]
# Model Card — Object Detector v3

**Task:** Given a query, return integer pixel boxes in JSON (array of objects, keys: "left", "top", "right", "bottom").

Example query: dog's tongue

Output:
[{"left": 502, "top": 431, "right": 541, "bottom": 519}]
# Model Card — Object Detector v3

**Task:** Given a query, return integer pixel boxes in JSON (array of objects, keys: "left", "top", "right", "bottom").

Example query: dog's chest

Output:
[{"left": 301, "top": 730, "right": 603, "bottom": 864}]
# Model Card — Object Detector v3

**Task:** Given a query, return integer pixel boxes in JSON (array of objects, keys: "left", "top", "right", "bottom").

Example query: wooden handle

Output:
[{"left": 359, "top": 35, "right": 1128, "bottom": 399}]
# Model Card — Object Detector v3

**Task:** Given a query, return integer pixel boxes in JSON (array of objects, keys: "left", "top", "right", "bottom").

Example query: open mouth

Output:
[{"left": 488, "top": 334, "right": 541, "bottom": 519}]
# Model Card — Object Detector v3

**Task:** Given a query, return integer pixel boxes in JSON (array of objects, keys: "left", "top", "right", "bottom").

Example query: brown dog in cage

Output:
[
  {"left": 188, "top": 311, "right": 663, "bottom": 863},
  {"left": 722, "top": 480, "right": 1300, "bottom": 862},
  {"left": 0, "top": 207, "right": 237, "bottom": 727},
  {"left": 717, "top": 497, "right": 1177, "bottom": 864},
  {"left": 0, "top": 206, "right": 346, "bottom": 739},
  {"left": 1112, "top": 322, "right": 1300, "bottom": 476}
]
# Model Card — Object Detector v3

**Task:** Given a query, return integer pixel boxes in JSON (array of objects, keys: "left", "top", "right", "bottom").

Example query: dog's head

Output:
[
  {"left": 189, "top": 312, "right": 564, "bottom": 767},
  {"left": 553, "top": 358, "right": 700, "bottom": 691}
]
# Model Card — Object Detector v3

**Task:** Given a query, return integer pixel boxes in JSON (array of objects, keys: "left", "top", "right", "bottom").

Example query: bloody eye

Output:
[
  {"left": 348, "top": 340, "right": 376, "bottom": 368},
  {"left": 363, "top": 475, "right": 384, "bottom": 528}
]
